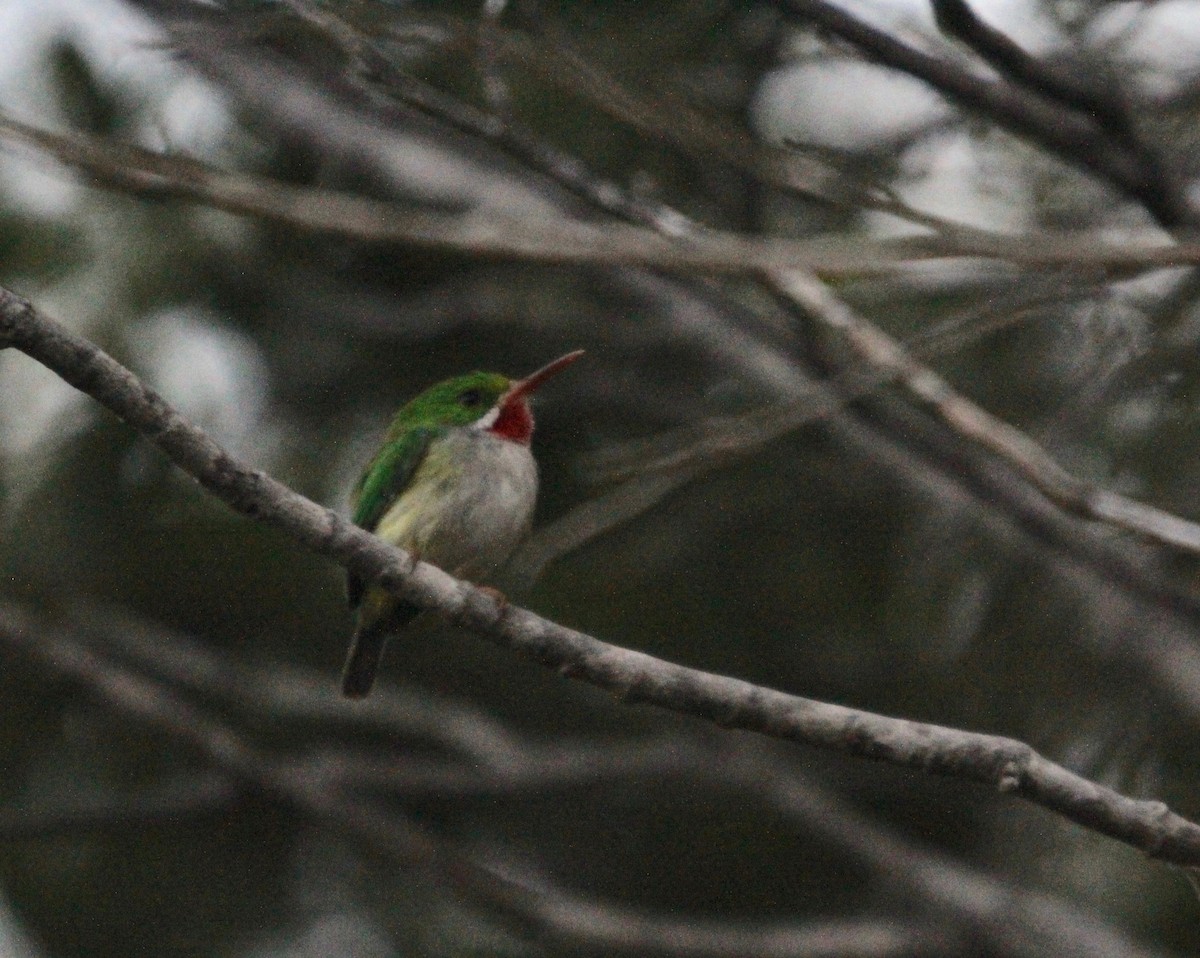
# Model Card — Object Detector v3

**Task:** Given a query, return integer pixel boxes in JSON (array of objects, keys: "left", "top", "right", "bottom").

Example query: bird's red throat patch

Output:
[{"left": 490, "top": 396, "right": 534, "bottom": 444}]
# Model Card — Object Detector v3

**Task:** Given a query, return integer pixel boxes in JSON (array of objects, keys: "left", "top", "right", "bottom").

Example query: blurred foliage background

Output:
[{"left": 3, "top": 0, "right": 1200, "bottom": 955}]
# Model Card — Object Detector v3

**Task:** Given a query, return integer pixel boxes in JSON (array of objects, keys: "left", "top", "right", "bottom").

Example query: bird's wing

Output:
[{"left": 347, "top": 426, "right": 435, "bottom": 610}]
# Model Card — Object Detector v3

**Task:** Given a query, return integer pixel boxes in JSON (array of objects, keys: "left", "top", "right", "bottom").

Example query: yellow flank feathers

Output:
[{"left": 373, "top": 439, "right": 458, "bottom": 557}]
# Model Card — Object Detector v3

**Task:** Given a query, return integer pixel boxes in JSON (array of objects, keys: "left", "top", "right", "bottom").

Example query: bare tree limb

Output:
[
  {"left": 275, "top": 0, "right": 995, "bottom": 242},
  {"left": 928, "top": 0, "right": 1183, "bottom": 237},
  {"left": 580, "top": 286, "right": 1076, "bottom": 485},
  {"left": 6, "top": 115, "right": 1200, "bottom": 276},
  {"left": 92, "top": 6, "right": 1200, "bottom": 583},
  {"left": 91, "top": 0, "right": 1200, "bottom": 574},
  {"left": 9, "top": 89, "right": 1200, "bottom": 758},
  {"left": 569, "top": 272, "right": 1200, "bottom": 570},
  {"left": 4, "top": 286, "right": 1200, "bottom": 871},
  {"left": 777, "top": 0, "right": 1193, "bottom": 228},
  {"left": 930, "top": 0, "right": 1129, "bottom": 137},
  {"left": 770, "top": 269, "right": 1200, "bottom": 553}
]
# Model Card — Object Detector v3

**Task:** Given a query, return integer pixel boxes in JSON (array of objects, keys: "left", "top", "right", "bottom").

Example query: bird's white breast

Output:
[{"left": 374, "top": 428, "right": 537, "bottom": 580}]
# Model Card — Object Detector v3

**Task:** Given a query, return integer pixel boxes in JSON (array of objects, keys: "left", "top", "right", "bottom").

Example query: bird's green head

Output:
[
  {"left": 386, "top": 371, "right": 512, "bottom": 438},
  {"left": 384, "top": 350, "right": 584, "bottom": 446}
]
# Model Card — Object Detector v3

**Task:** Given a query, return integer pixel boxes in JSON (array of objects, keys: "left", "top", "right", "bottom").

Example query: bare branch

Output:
[
  {"left": 581, "top": 286, "right": 1076, "bottom": 484},
  {"left": 778, "top": 0, "right": 1193, "bottom": 228},
  {"left": 569, "top": 274, "right": 1200, "bottom": 614},
  {"left": 4, "top": 286, "right": 1200, "bottom": 870},
  {"left": 83, "top": 599, "right": 534, "bottom": 765},
  {"left": 771, "top": 269, "right": 1200, "bottom": 554},
  {"left": 18, "top": 600, "right": 1170, "bottom": 958},
  {"left": 928, "top": 0, "right": 1183, "bottom": 240},
  {"left": 930, "top": 0, "right": 1129, "bottom": 135},
  {"left": 1, "top": 604, "right": 961, "bottom": 958},
  {"left": 0, "top": 772, "right": 238, "bottom": 838},
  {"left": 510, "top": 471, "right": 692, "bottom": 585},
  {"left": 7, "top": 116, "right": 1200, "bottom": 277}
]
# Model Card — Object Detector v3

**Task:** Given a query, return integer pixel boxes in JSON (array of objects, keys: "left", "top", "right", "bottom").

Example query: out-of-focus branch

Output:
[
  {"left": 929, "top": 0, "right": 1178, "bottom": 220},
  {"left": 0, "top": 608, "right": 547, "bottom": 943},
  {"left": 778, "top": 0, "right": 1193, "bottom": 228},
  {"left": 83, "top": 599, "right": 537, "bottom": 764},
  {"left": 1, "top": 605, "right": 958, "bottom": 958},
  {"left": 106, "top": 0, "right": 1200, "bottom": 578},
  {"left": 5, "top": 115, "right": 1200, "bottom": 275},
  {"left": 536, "top": 290, "right": 1071, "bottom": 581},
  {"left": 773, "top": 269, "right": 1200, "bottom": 552},
  {"left": 0, "top": 772, "right": 239, "bottom": 838},
  {"left": 216, "top": 7, "right": 1200, "bottom": 596},
  {"left": 510, "top": 470, "right": 692, "bottom": 585},
  {"left": 189, "top": 0, "right": 876, "bottom": 226},
  {"left": 469, "top": 9, "right": 866, "bottom": 213},
  {"left": 40, "top": 601, "right": 1175, "bottom": 958},
  {"left": 4, "top": 287, "right": 1200, "bottom": 870},
  {"left": 10, "top": 72, "right": 1200, "bottom": 753},
  {"left": 300, "top": 1, "right": 1001, "bottom": 239},
  {"left": 573, "top": 268, "right": 1200, "bottom": 557},
  {"left": 18, "top": 600, "right": 1169, "bottom": 958},
  {"left": 930, "top": 0, "right": 1128, "bottom": 137},
  {"left": 580, "top": 288, "right": 1068, "bottom": 485}
]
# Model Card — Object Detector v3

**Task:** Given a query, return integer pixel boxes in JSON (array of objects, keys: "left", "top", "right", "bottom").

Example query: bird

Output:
[{"left": 340, "top": 350, "right": 584, "bottom": 698}]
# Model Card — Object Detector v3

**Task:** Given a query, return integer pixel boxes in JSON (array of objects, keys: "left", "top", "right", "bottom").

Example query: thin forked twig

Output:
[{"left": 778, "top": 0, "right": 1193, "bottom": 228}]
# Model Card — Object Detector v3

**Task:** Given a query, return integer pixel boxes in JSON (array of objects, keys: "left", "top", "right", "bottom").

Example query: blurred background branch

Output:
[{"left": 0, "top": 598, "right": 1169, "bottom": 958}]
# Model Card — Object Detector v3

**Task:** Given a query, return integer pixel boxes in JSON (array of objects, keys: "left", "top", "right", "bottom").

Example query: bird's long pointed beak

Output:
[{"left": 506, "top": 349, "right": 585, "bottom": 401}]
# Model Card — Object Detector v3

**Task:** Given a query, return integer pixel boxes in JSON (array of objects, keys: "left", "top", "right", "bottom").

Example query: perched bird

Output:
[{"left": 341, "top": 350, "right": 584, "bottom": 698}]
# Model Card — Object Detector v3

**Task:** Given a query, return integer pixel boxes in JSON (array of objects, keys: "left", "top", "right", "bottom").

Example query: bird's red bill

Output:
[{"left": 508, "top": 349, "right": 585, "bottom": 400}]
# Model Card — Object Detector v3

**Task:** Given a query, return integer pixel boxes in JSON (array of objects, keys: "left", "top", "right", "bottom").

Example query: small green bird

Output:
[{"left": 341, "top": 350, "right": 584, "bottom": 698}]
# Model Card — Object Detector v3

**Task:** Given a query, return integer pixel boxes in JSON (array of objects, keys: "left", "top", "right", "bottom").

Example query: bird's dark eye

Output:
[{"left": 459, "top": 388, "right": 483, "bottom": 407}]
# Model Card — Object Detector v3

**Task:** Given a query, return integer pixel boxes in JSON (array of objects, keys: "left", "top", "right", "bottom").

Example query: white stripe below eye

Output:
[{"left": 472, "top": 405, "right": 501, "bottom": 431}]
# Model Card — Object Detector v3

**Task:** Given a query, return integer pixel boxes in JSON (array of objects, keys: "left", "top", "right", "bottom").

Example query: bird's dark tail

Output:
[{"left": 341, "top": 621, "right": 390, "bottom": 698}]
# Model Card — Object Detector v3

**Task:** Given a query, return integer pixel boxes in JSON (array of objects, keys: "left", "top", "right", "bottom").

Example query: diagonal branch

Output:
[
  {"left": 6, "top": 600, "right": 1172, "bottom": 958},
  {"left": 929, "top": 0, "right": 1184, "bottom": 237},
  {"left": 777, "top": 0, "right": 1192, "bottom": 228},
  {"left": 572, "top": 272, "right": 1200, "bottom": 563},
  {"left": 930, "top": 0, "right": 1129, "bottom": 137},
  {"left": 0, "top": 772, "right": 239, "bottom": 838},
  {"left": 770, "top": 269, "right": 1200, "bottom": 554},
  {"left": 10, "top": 107, "right": 1200, "bottom": 739},
  {"left": 0, "top": 606, "right": 954, "bottom": 958},
  {"left": 4, "top": 285, "right": 1200, "bottom": 869}
]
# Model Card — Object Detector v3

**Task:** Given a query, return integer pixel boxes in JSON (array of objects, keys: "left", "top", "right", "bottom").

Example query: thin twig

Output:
[
  {"left": 0, "top": 772, "right": 239, "bottom": 838},
  {"left": 571, "top": 275, "right": 1200, "bottom": 563},
  {"left": 580, "top": 287, "right": 1076, "bottom": 485}
]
